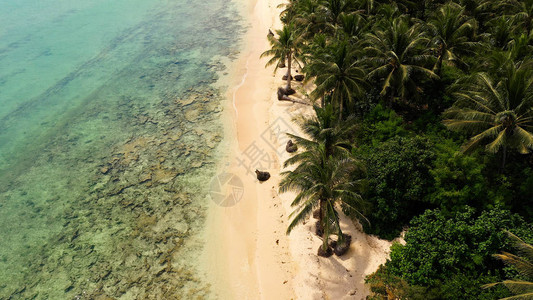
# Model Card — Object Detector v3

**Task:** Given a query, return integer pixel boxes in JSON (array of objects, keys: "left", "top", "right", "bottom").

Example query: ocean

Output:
[{"left": 0, "top": 0, "right": 243, "bottom": 298}]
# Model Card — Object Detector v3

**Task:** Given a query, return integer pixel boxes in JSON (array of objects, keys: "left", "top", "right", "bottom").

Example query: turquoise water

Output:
[{"left": 0, "top": 0, "right": 243, "bottom": 298}]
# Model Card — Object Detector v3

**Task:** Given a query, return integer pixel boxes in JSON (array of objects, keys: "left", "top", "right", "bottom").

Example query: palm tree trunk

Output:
[
  {"left": 501, "top": 145, "right": 507, "bottom": 170},
  {"left": 286, "top": 50, "right": 292, "bottom": 91},
  {"left": 319, "top": 199, "right": 329, "bottom": 251},
  {"left": 435, "top": 55, "right": 443, "bottom": 77},
  {"left": 339, "top": 96, "right": 343, "bottom": 120},
  {"left": 317, "top": 198, "right": 326, "bottom": 238}
]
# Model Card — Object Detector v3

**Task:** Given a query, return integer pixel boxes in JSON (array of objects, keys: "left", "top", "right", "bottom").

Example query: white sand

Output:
[{"left": 204, "top": 0, "right": 400, "bottom": 299}]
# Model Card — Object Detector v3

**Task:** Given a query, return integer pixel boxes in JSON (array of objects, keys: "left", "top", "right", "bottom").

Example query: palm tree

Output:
[
  {"left": 483, "top": 231, "right": 533, "bottom": 299},
  {"left": 353, "top": 0, "right": 379, "bottom": 16},
  {"left": 280, "top": 143, "right": 367, "bottom": 256},
  {"left": 284, "top": 104, "right": 356, "bottom": 160},
  {"left": 487, "top": 16, "right": 515, "bottom": 50},
  {"left": 320, "top": 0, "right": 354, "bottom": 29},
  {"left": 496, "top": 0, "right": 533, "bottom": 34},
  {"left": 427, "top": 2, "right": 478, "bottom": 75},
  {"left": 291, "top": 0, "right": 326, "bottom": 40},
  {"left": 280, "top": 104, "right": 367, "bottom": 256},
  {"left": 337, "top": 12, "right": 369, "bottom": 43},
  {"left": 261, "top": 24, "right": 303, "bottom": 92},
  {"left": 362, "top": 17, "right": 438, "bottom": 105},
  {"left": 304, "top": 40, "right": 367, "bottom": 116},
  {"left": 443, "top": 63, "right": 533, "bottom": 168}
]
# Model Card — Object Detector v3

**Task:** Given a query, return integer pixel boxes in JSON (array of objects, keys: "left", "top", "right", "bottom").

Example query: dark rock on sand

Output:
[
  {"left": 332, "top": 234, "right": 352, "bottom": 256},
  {"left": 282, "top": 74, "right": 293, "bottom": 81},
  {"left": 277, "top": 87, "right": 296, "bottom": 101},
  {"left": 278, "top": 61, "right": 286, "bottom": 68},
  {"left": 317, "top": 245, "right": 333, "bottom": 257},
  {"left": 255, "top": 169, "right": 271, "bottom": 182},
  {"left": 294, "top": 74, "right": 304, "bottom": 81},
  {"left": 286, "top": 140, "right": 297, "bottom": 153}
]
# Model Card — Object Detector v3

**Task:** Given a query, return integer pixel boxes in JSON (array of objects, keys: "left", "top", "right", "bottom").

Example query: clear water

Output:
[{"left": 0, "top": 0, "right": 243, "bottom": 298}]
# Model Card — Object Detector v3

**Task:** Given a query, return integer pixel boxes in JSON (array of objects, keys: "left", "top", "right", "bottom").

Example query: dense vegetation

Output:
[{"left": 265, "top": 0, "right": 533, "bottom": 298}]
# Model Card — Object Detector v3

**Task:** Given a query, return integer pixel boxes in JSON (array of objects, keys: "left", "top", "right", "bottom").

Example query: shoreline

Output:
[
  {"left": 204, "top": 0, "right": 296, "bottom": 298},
  {"left": 204, "top": 0, "right": 398, "bottom": 298}
]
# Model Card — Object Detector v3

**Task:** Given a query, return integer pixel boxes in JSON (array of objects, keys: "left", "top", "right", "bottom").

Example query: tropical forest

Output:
[{"left": 263, "top": 0, "right": 533, "bottom": 298}]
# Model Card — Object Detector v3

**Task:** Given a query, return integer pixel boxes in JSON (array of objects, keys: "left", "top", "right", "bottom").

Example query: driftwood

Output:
[
  {"left": 255, "top": 169, "right": 271, "bottom": 182},
  {"left": 286, "top": 140, "right": 298, "bottom": 153}
]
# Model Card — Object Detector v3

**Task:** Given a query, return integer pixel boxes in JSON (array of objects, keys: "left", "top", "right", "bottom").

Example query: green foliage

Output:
[
  {"left": 380, "top": 207, "right": 533, "bottom": 299},
  {"left": 483, "top": 231, "right": 533, "bottom": 298},
  {"left": 443, "top": 63, "right": 533, "bottom": 160},
  {"left": 359, "top": 104, "right": 408, "bottom": 146},
  {"left": 427, "top": 139, "right": 504, "bottom": 213},
  {"left": 275, "top": 0, "right": 533, "bottom": 296},
  {"left": 360, "top": 136, "right": 435, "bottom": 239}
]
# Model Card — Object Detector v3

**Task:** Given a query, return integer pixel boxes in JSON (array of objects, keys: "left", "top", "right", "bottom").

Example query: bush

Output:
[
  {"left": 360, "top": 135, "right": 436, "bottom": 239},
  {"left": 368, "top": 207, "right": 533, "bottom": 299},
  {"left": 427, "top": 139, "right": 504, "bottom": 213},
  {"left": 358, "top": 104, "right": 408, "bottom": 146}
]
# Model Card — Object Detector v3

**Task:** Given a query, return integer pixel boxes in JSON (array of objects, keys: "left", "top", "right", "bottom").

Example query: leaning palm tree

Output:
[
  {"left": 483, "top": 230, "right": 533, "bottom": 299},
  {"left": 443, "top": 63, "right": 533, "bottom": 168},
  {"left": 427, "top": 2, "right": 478, "bottom": 75},
  {"left": 280, "top": 143, "right": 367, "bottom": 256},
  {"left": 362, "top": 17, "right": 438, "bottom": 105},
  {"left": 304, "top": 40, "right": 367, "bottom": 116},
  {"left": 261, "top": 24, "right": 303, "bottom": 93}
]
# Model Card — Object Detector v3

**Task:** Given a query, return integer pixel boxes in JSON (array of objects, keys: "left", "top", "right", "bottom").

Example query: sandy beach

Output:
[{"left": 204, "top": 0, "right": 398, "bottom": 299}]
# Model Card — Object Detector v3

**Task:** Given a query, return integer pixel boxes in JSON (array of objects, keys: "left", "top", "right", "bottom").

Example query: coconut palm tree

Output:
[
  {"left": 284, "top": 104, "right": 356, "bottom": 161},
  {"left": 487, "top": 16, "right": 516, "bottom": 49},
  {"left": 337, "top": 12, "right": 369, "bottom": 43},
  {"left": 427, "top": 2, "right": 478, "bottom": 75},
  {"left": 291, "top": 0, "right": 326, "bottom": 40},
  {"left": 496, "top": 0, "right": 533, "bottom": 34},
  {"left": 304, "top": 40, "right": 367, "bottom": 116},
  {"left": 280, "top": 143, "right": 367, "bottom": 256},
  {"left": 280, "top": 104, "right": 366, "bottom": 256},
  {"left": 362, "top": 17, "right": 438, "bottom": 105},
  {"left": 320, "top": 0, "right": 354, "bottom": 29},
  {"left": 261, "top": 24, "right": 303, "bottom": 93},
  {"left": 483, "top": 230, "right": 533, "bottom": 299},
  {"left": 443, "top": 63, "right": 533, "bottom": 168}
]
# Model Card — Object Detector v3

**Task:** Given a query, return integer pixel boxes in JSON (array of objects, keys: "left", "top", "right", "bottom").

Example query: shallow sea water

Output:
[{"left": 0, "top": 0, "right": 243, "bottom": 298}]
